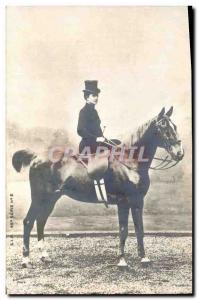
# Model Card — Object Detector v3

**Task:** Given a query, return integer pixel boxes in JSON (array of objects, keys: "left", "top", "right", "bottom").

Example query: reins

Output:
[
  {"left": 104, "top": 138, "right": 180, "bottom": 171},
  {"left": 76, "top": 126, "right": 181, "bottom": 172},
  {"left": 150, "top": 156, "right": 180, "bottom": 171}
]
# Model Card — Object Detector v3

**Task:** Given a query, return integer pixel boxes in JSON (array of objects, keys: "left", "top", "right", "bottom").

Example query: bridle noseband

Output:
[{"left": 150, "top": 119, "right": 181, "bottom": 171}]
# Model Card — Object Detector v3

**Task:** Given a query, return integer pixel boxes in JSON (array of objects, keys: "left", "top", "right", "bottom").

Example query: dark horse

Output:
[{"left": 12, "top": 107, "right": 184, "bottom": 268}]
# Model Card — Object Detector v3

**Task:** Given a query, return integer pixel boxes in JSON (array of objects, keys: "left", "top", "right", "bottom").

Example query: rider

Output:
[
  {"left": 77, "top": 80, "right": 108, "bottom": 205},
  {"left": 77, "top": 80, "right": 105, "bottom": 153},
  {"left": 55, "top": 81, "right": 108, "bottom": 204}
]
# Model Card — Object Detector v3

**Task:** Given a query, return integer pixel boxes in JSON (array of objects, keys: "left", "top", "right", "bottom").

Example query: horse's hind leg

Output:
[
  {"left": 131, "top": 207, "right": 150, "bottom": 265},
  {"left": 36, "top": 218, "right": 48, "bottom": 261},
  {"left": 22, "top": 203, "right": 38, "bottom": 268},
  {"left": 117, "top": 202, "right": 129, "bottom": 267},
  {"left": 36, "top": 201, "right": 56, "bottom": 262},
  {"left": 37, "top": 220, "right": 51, "bottom": 262}
]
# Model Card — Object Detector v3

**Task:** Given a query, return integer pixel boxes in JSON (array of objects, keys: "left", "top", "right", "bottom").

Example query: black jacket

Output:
[{"left": 77, "top": 103, "right": 103, "bottom": 152}]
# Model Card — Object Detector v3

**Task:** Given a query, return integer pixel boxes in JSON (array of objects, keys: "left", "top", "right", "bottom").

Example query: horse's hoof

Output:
[
  {"left": 141, "top": 257, "right": 151, "bottom": 266},
  {"left": 117, "top": 257, "right": 128, "bottom": 267},
  {"left": 22, "top": 257, "right": 32, "bottom": 268},
  {"left": 22, "top": 262, "right": 33, "bottom": 269},
  {"left": 39, "top": 251, "right": 51, "bottom": 263},
  {"left": 40, "top": 256, "right": 52, "bottom": 263}
]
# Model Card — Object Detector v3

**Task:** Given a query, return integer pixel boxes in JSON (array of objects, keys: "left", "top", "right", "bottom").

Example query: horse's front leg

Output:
[
  {"left": 117, "top": 202, "right": 129, "bottom": 267},
  {"left": 131, "top": 206, "right": 150, "bottom": 265}
]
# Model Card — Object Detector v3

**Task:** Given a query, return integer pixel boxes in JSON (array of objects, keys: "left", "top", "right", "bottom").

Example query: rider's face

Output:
[{"left": 87, "top": 93, "right": 99, "bottom": 105}]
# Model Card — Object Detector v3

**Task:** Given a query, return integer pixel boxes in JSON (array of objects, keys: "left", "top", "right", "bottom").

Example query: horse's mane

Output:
[{"left": 120, "top": 117, "right": 156, "bottom": 148}]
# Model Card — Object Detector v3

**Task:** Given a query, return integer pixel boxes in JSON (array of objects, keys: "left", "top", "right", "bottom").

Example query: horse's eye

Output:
[{"left": 161, "top": 120, "right": 166, "bottom": 127}]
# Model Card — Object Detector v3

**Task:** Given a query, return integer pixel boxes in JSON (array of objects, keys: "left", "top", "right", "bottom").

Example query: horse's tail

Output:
[{"left": 12, "top": 149, "right": 37, "bottom": 173}]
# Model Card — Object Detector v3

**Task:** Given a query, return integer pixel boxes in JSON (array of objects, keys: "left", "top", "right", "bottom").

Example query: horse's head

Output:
[{"left": 153, "top": 107, "right": 184, "bottom": 161}]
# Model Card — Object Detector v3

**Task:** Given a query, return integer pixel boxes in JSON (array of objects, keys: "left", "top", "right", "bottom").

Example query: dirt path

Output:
[{"left": 6, "top": 236, "right": 192, "bottom": 295}]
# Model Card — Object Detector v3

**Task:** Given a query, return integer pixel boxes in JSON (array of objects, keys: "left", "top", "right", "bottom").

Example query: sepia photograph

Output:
[{"left": 6, "top": 6, "right": 192, "bottom": 295}]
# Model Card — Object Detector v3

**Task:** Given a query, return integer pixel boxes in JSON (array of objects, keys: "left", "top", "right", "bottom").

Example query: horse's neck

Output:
[
  {"left": 135, "top": 133, "right": 158, "bottom": 172},
  {"left": 124, "top": 118, "right": 158, "bottom": 171},
  {"left": 121, "top": 118, "right": 154, "bottom": 147}
]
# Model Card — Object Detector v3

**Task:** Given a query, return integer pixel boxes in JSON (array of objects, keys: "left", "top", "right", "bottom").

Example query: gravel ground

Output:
[{"left": 6, "top": 236, "right": 192, "bottom": 295}]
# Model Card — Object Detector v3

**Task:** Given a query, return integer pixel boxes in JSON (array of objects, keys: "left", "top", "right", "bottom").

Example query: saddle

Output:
[
  {"left": 87, "top": 150, "right": 109, "bottom": 180},
  {"left": 79, "top": 139, "right": 121, "bottom": 180}
]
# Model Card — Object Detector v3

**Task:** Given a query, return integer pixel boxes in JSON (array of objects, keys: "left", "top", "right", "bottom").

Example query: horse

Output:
[{"left": 12, "top": 106, "right": 184, "bottom": 268}]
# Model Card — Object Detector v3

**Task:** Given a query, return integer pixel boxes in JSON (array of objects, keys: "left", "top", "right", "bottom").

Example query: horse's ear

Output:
[
  {"left": 166, "top": 106, "right": 173, "bottom": 117},
  {"left": 157, "top": 107, "right": 165, "bottom": 120}
]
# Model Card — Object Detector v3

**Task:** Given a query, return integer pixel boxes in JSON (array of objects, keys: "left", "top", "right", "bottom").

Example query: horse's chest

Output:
[
  {"left": 112, "top": 162, "right": 140, "bottom": 186},
  {"left": 125, "top": 168, "right": 140, "bottom": 185}
]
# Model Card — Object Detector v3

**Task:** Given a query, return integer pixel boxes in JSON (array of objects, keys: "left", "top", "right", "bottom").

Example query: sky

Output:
[{"left": 6, "top": 6, "right": 191, "bottom": 144}]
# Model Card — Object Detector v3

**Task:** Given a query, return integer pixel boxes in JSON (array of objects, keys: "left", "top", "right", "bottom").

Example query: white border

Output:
[
  {"left": 0, "top": 1, "right": 196, "bottom": 299},
  {"left": 1, "top": 0, "right": 198, "bottom": 6},
  {"left": 0, "top": 1, "right": 6, "bottom": 299}
]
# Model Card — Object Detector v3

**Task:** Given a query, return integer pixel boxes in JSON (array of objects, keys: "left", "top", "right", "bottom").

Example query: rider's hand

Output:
[{"left": 96, "top": 137, "right": 105, "bottom": 143}]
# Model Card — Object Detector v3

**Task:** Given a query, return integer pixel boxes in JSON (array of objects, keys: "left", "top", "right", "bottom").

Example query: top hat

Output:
[{"left": 83, "top": 80, "right": 101, "bottom": 94}]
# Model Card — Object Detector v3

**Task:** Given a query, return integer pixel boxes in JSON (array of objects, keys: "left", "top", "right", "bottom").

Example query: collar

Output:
[{"left": 85, "top": 102, "right": 95, "bottom": 110}]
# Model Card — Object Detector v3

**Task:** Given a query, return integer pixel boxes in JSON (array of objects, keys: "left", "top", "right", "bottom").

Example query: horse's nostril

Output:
[
  {"left": 177, "top": 151, "right": 184, "bottom": 160},
  {"left": 178, "top": 150, "right": 184, "bottom": 156}
]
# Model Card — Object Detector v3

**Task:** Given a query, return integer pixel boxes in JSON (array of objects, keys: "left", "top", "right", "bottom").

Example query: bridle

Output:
[{"left": 149, "top": 118, "right": 181, "bottom": 171}]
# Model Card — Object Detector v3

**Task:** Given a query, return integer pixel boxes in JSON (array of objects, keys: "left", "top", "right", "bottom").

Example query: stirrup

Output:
[
  {"left": 94, "top": 179, "right": 108, "bottom": 208},
  {"left": 103, "top": 201, "right": 108, "bottom": 208}
]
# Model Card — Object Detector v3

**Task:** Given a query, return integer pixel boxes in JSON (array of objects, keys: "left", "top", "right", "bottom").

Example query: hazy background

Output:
[{"left": 6, "top": 6, "right": 192, "bottom": 232}]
